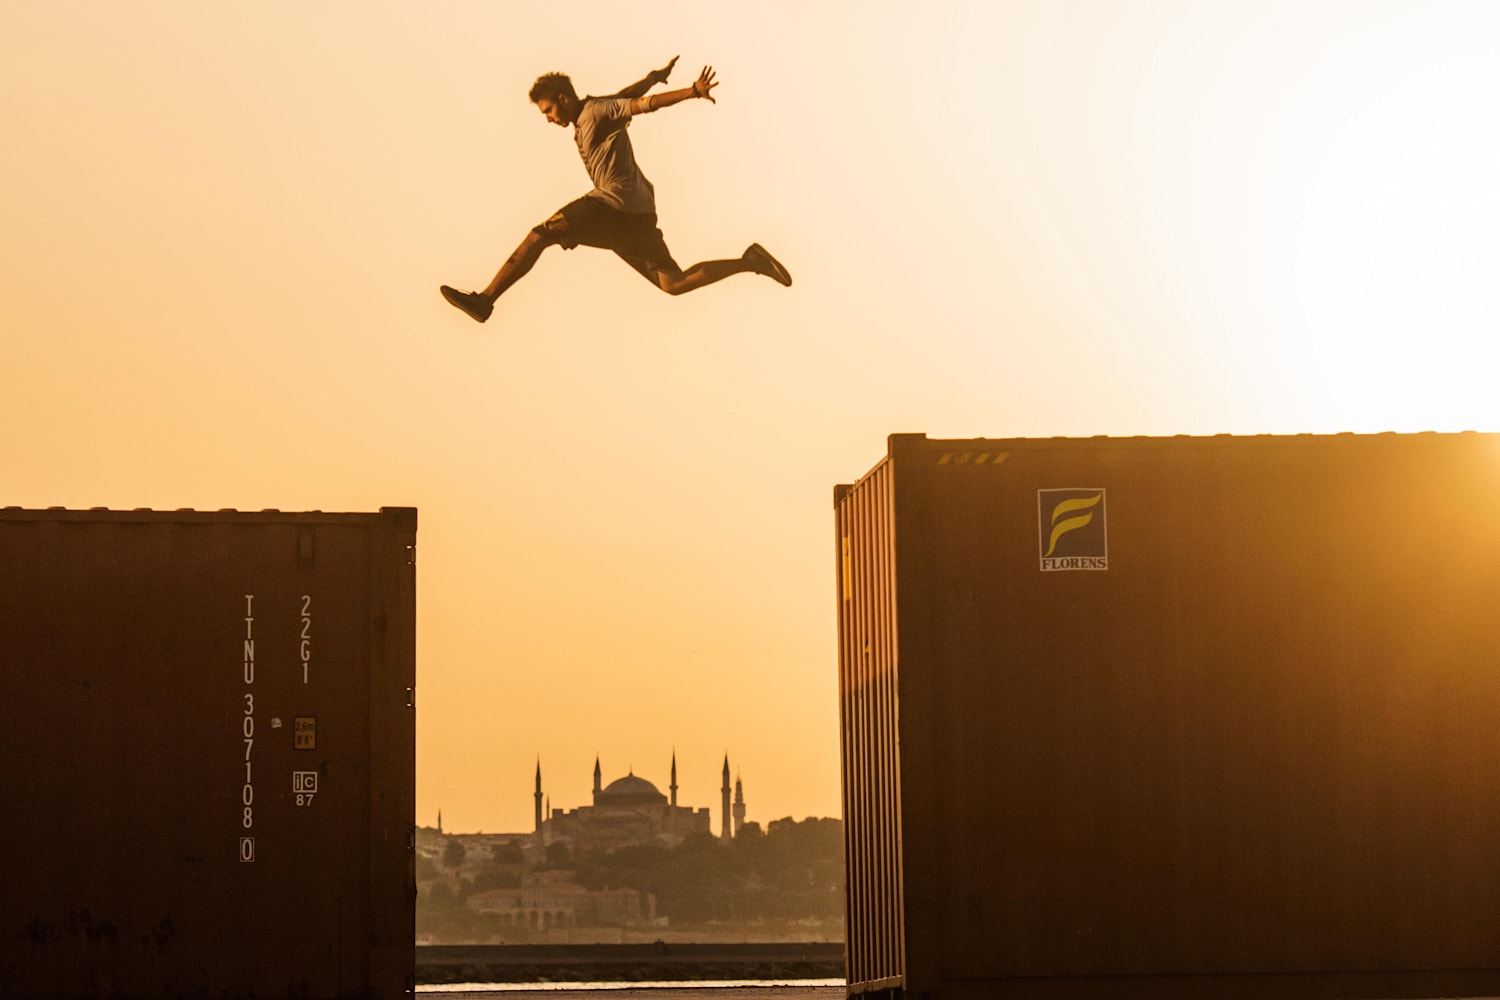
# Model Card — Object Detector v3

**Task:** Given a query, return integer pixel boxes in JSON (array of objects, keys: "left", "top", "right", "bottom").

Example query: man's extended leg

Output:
[
  {"left": 482, "top": 229, "right": 549, "bottom": 298},
  {"left": 656, "top": 243, "right": 792, "bottom": 295},
  {"left": 440, "top": 229, "right": 552, "bottom": 323}
]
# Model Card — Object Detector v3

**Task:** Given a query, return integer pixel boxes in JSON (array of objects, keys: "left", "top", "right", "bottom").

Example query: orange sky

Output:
[{"left": 5, "top": 1, "right": 1498, "bottom": 834}]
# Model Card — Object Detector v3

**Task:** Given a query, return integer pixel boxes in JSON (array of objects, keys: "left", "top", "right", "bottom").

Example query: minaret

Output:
[
  {"left": 721, "top": 754, "right": 732, "bottom": 841},
  {"left": 733, "top": 772, "right": 746, "bottom": 837},
  {"left": 593, "top": 755, "right": 603, "bottom": 802},
  {"left": 437, "top": 809, "right": 443, "bottom": 835},
  {"left": 670, "top": 750, "right": 679, "bottom": 807},
  {"left": 534, "top": 759, "right": 543, "bottom": 848}
]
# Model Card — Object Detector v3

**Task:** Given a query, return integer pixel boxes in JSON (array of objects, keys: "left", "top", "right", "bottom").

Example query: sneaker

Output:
[
  {"left": 440, "top": 285, "right": 494, "bottom": 323},
  {"left": 744, "top": 244, "right": 792, "bottom": 287}
]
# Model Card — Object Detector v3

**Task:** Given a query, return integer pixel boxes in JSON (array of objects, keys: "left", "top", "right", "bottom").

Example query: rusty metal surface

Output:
[
  {"left": 835, "top": 433, "right": 1500, "bottom": 999},
  {"left": 0, "top": 507, "right": 417, "bottom": 1000}
]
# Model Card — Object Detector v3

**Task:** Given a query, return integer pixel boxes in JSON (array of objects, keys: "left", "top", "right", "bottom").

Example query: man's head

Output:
[{"left": 529, "top": 72, "right": 580, "bottom": 127}]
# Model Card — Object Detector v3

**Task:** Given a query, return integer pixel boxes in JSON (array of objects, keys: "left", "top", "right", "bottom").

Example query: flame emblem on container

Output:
[
  {"left": 1043, "top": 493, "right": 1102, "bottom": 557},
  {"left": 1038, "top": 489, "right": 1109, "bottom": 571}
]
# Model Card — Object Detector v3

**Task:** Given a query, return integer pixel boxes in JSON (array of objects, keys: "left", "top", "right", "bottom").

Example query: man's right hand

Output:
[{"left": 649, "top": 55, "right": 679, "bottom": 87}]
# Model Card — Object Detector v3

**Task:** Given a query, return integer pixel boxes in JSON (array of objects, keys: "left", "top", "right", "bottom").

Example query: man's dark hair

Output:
[{"left": 528, "top": 72, "right": 577, "bottom": 105}]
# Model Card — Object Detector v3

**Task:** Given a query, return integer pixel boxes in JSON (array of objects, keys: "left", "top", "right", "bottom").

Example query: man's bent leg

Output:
[
  {"left": 656, "top": 244, "right": 792, "bottom": 295},
  {"left": 656, "top": 257, "right": 756, "bottom": 295}
]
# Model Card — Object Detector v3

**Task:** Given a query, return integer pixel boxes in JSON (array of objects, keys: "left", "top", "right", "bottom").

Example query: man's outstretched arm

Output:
[
  {"left": 629, "top": 65, "right": 718, "bottom": 114},
  {"left": 613, "top": 55, "right": 678, "bottom": 99}
]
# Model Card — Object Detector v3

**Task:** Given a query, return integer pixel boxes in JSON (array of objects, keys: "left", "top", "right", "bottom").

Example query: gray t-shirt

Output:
[{"left": 573, "top": 97, "right": 655, "bottom": 215}]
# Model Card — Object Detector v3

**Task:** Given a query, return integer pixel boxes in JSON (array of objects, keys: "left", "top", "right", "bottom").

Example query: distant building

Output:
[
  {"left": 719, "top": 754, "right": 749, "bottom": 839},
  {"left": 537, "top": 752, "right": 747, "bottom": 854},
  {"left": 721, "top": 756, "right": 732, "bottom": 841},
  {"left": 733, "top": 772, "right": 747, "bottom": 838},
  {"left": 467, "top": 870, "right": 652, "bottom": 930}
]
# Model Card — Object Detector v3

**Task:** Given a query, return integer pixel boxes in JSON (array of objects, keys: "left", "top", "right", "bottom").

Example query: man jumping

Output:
[{"left": 440, "top": 57, "right": 791, "bottom": 324}]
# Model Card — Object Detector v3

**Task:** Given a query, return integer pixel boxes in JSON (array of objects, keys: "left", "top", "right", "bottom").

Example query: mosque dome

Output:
[{"left": 598, "top": 773, "right": 667, "bottom": 806}]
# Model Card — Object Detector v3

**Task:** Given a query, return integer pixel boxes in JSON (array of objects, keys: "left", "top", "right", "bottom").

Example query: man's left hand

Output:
[{"left": 692, "top": 65, "right": 718, "bottom": 103}]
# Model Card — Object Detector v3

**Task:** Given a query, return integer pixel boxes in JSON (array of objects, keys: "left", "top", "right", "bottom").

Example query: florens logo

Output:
[{"left": 1038, "top": 489, "right": 1108, "bottom": 571}]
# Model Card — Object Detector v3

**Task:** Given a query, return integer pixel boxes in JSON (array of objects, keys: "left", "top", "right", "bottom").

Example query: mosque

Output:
[{"left": 534, "top": 752, "right": 749, "bottom": 855}]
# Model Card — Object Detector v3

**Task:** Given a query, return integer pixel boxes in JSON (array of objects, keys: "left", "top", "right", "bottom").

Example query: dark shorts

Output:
[{"left": 532, "top": 196, "right": 682, "bottom": 283}]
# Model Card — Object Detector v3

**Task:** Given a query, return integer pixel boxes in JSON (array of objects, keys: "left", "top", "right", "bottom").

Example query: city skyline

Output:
[{"left": 430, "top": 751, "right": 762, "bottom": 837}]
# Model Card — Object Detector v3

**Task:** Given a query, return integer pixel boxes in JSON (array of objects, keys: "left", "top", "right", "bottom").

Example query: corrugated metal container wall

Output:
[
  {"left": 0, "top": 507, "right": 417, "bottom": 1000},
  {"left": 835, "top": 460, "right": 904, "bottom": 995},
  {"left": 835, "top": 434, "right": 1500, "bottom": 1000}
]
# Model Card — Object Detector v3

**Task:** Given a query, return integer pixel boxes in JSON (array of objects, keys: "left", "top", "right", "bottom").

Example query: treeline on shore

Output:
[{"left": 419, "top": 817, "right": 844, "bottom": 944}]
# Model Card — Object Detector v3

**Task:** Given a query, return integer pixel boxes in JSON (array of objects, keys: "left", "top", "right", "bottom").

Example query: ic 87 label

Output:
[{"left": 240, "top": 595, "right": 256, "bottom": 863}]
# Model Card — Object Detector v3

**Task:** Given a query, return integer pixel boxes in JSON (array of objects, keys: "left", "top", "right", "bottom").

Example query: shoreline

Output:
[{"left": 417, "top": 943, "right": 844, "bottom": 986}]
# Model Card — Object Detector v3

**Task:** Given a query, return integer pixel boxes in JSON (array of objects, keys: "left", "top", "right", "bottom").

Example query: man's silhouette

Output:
[{"left": 440, "top": 57, "right": 790, "bottom": 324}]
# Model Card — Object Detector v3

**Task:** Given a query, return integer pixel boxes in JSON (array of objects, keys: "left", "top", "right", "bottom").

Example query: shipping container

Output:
[
  {"left": 0, "top": 507, "right": 417, "bottom": 1000},
  {"left": 835, "top": 433, "right": 1500, "bottom": 1000}
]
